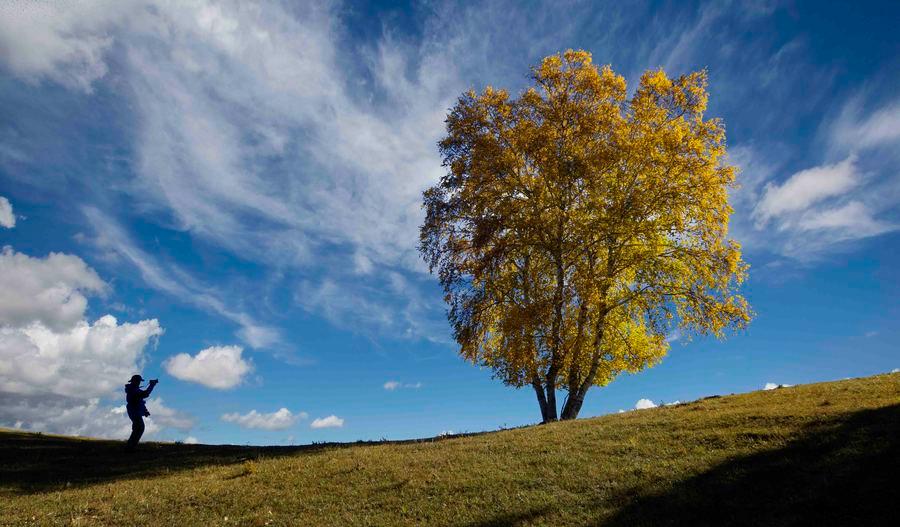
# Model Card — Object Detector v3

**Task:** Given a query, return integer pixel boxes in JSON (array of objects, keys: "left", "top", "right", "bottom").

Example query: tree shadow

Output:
[
  {"left": 600, "top": 403, "right": 900, "bottom": 526},
  {"left": 0, "top": 428, "right": 496, "bottom": 495}
]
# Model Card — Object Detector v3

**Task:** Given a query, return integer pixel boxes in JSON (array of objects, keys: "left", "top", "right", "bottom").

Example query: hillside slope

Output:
[{"left": 2, "top": 373, "right": 898, "bottom": 526}]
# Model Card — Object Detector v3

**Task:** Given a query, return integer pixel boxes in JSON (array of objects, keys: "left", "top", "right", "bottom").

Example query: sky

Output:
[{"left": 0, "top": 0, "right": 898, "bottom": 445}]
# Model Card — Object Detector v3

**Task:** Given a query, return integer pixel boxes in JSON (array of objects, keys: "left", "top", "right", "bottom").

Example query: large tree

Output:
[{"left": 420, "top": 50, "right": 751, "bottom": 422}]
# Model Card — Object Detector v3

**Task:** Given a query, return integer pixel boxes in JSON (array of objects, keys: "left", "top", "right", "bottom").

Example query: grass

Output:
[{"left": 2, "top": 373, "right": 898, "bottom": 526}]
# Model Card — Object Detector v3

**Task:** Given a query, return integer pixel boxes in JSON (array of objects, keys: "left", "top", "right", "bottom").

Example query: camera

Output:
[{"left": 150, "top": 379, "right": 159, "bottom": 384}]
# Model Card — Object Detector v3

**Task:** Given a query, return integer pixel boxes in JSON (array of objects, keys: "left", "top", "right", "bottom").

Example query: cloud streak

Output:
[
  {"left": 84, "top": 207, "right": 280, "bottom": 348},
  {"left": 383, "top": 380, "right": 423, "bottom": 391},
  {"left": 754, "top": 157, "right": 859, "bottom": 225}
]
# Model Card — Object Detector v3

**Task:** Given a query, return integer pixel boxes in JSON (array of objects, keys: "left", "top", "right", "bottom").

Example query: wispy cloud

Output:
[
  {"left": 734, "top": 94, "right": 900, "bottom": 261},
  {"left": 1, "top": 0, "right": 462, "bottom": 343},
  {"left": 0, "top": 1, "right": 128, "bottom": 92},
  {"left": 2, "top": 0, "right": 898, "bottom": 341},
  {"left": 383, "top": 380, "right": 423, "bottom": 391},
  {"left": 754, "top": 157, "right": 859, "bottom": 225},
  {"left": 831, "top": 100, "right": 900, "bottom": 150},
  {"left": 83, "top": 207, "right": 280, "bottom": 348}
]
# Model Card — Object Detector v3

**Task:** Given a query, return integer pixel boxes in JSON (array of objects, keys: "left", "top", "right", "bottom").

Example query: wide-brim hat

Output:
[{"left": 130, "top": 374, "right": 144, "bottom": 383}]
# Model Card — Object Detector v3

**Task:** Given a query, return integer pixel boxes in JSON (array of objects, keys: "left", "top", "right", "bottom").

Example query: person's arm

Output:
[{"left": 141, "top": 379, "right": 159, "bottom": 398}]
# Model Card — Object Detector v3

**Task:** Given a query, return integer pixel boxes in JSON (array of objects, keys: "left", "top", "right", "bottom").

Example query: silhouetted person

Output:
[{"left": 125, "top": 374, "right": 158, "bottom": 451}]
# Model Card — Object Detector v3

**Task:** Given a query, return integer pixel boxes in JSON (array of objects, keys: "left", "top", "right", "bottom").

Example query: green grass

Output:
[{"left": 2, "top": 373, "right": 898, "bottom": 526}]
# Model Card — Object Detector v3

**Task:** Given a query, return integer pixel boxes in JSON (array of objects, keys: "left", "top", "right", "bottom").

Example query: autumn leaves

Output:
[{"left": 420, "top": 50, "right": 750, "bottom": 422}]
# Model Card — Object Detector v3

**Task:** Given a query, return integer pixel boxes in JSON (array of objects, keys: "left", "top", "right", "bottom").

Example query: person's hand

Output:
[{"left": 150, "top": 379, "right": 159, "bottom": 385}]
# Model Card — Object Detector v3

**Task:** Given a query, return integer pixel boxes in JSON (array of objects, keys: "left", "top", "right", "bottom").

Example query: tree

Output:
[{"left": 420, "top": 50, "right": 751, "bottom": 423}]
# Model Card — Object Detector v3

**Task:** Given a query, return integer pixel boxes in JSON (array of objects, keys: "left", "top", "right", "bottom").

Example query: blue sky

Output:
[{"left": 0, "top": 0, "right": 898, "bottom": 445}]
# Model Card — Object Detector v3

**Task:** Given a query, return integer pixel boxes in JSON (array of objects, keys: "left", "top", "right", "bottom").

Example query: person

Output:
[{"left": 125, "top": 374, "right": 158, "bottom": 451}]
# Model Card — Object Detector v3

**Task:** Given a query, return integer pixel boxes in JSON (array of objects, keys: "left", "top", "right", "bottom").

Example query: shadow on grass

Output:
[
  {"left": 600, "top": 403, "right": 900, "bottom": 526},
  {"left": 465, "top": 507, "right": 552, "bottom": 527},
  {"left": 0, "top": 428, "right": 496, "bottom": 495}
]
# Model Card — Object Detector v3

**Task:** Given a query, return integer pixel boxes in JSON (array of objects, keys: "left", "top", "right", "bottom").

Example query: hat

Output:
[{"left": 129, "top": 374, "right": 144, "bottom": 383}]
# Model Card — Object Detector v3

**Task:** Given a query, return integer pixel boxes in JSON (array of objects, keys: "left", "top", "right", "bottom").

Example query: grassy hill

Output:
[{"left": 2, "top": 373, "right": 898, "bottom": 526}]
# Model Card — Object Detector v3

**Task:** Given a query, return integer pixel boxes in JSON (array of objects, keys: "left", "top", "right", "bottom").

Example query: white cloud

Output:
[
  {"left": 383, "top": 380, "right": 422, "bottom": 391},
  {"left": 0, "top": 394, "right": 192, "bottom": 440},
  {"left": 0, "top": 246, "right": 107, "bottom": 331},
  {"left": 0, "top": 246, "right": 194, "bottom": 440},
  {"left": 754, "top": 157, "right": 858, "bottom": 225},
  {"left": 0, "top": 314, "right": 162, "bottom": 398},
  {"left": 0, "top": 247, "right": 162, "bottom": 399},
  {"left": 795, "top": 201, "right": 894, "bottom": 235},
  {"left": 832, "top": 100, "right": 900, "bottom": 150},
  {"left": 310, "top": 415, "right": 344, "bottom": 429},
  {"left": 739, "top": 149, "right": 897, "bottom": 259},
  {"left": 664, "top": 400, "right": 681, "bottom": 406},
  {"left": 740, "top": 93, "right": 900, "bottom": 260},
  {"left": 0, "top": 1, "right": 129, "bottom": 92},
  {"left": 110, "top": 0, "right": 451, "bottom": 274},
  {"left": 145, "top": 397, "right": 194, "bottom": 431},
  {"left": 184, "top": 435, "right": 199, "bottom": 444},
  {"left": 221, "top": 408, "right": 305, "bottom": 430},
  {"left": 0, "top": 196, "right": 14, "bottom": 228},
  {"left": 635, "top": 399, "right": 657, "bottom": 410},
  {"left": 353, "top": 253, "right": 374, "bottom": 275},
  {"left": 890, "top": 368, "right": 899, "bottom": 374},
  {"left": 164, "top": 345, "right": 252, "bottom": 389},
  {"left": 0, "top": 395, "right": 134, "bottom": 439},
  {"left": 764, "top": 382, "right": 793, "bottom": 390}
]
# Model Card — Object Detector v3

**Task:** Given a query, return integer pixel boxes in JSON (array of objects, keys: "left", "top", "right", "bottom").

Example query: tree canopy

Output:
[{"left": 420, "top": 50, "right": 751, "bottom": 422}]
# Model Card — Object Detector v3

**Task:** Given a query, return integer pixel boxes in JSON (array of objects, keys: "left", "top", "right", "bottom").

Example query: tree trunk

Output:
[
  {"left": 559, "top": 372, "right": 593, "bottom": 420},
  {"left": 544, "top": 380, "right": 558, "bottom": 421},
  {"left": 559, "top": 320, "right": 606, "bottom": 420},
  {"left": 560, "top": 390, "right": 586, "bottom": 420},
  {"left": 532, "top": 377, "right": 550, "bottom": 423}
]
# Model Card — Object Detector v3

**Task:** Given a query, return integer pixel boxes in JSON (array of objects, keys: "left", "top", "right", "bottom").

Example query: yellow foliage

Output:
[{"left": 420, "top": 50, "right": 751, "bottom": 421}]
